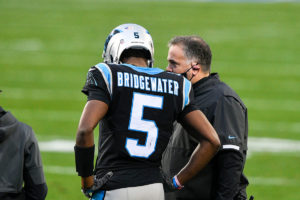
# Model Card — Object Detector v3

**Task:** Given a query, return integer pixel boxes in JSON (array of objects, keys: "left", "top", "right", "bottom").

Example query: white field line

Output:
[
  {"left": 44, "top": 165, "right": 75, "bottom": 175},
  {"left": 249, "top": 177, "right": 299, "bottom": 186},
  {"left": 248, "top": 137, "right": 300, "bottom": 153},
  {"left": 10, "top": 39, "right": 43, "bottom": 52},
  {"left": 42, "top": 137, "right": 300, "bottom": 186},
  {"left": 40, "top": 140, "right": 75, "bottom": 152},
  {"left": 39, "top": 137, "right": 300, "bottom": 153}
]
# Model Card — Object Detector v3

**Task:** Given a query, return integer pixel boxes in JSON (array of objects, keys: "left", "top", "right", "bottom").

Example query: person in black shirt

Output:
[
  {"left": 162, "top": 36, "right": 249, "bottom": 200},
  {"left": 74, "top": 24, "right": 220, "bottom": 200},
  {"left": 0, "top": 91, "right": 48, "bottom": 200}
]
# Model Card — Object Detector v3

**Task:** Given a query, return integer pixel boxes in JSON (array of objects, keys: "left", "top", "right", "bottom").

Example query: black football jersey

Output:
[{"left": 82, "top": 63, "right": 196, "bottom": 190}]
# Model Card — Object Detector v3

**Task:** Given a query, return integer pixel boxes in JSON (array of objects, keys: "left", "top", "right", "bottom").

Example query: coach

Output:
[{"left": 162, "top": 36, "right": 249, "bottom": 200}]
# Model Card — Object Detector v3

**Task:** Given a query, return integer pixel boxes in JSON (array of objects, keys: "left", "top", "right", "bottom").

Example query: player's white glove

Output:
[{"left": 82, "top": 171, "right": 113, "bottom": 198}]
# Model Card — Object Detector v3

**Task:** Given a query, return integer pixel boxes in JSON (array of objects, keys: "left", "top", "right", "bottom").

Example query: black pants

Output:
[{"left": 0, "top": 192, "right": 25, "bottom": 200}]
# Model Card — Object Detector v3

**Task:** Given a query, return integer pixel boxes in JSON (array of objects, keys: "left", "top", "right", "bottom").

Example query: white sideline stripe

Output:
[
  {"left": 248, "top": 137, "right": 300, "bottom": 153},
  {"left": 249, "top": 177, "right": 299, "bottom": 186},
  {"left": 40, "top": 140, "right": 75, "bottom": 152},
  {"left": 44, "top": 165, "right": 75, "bottom": 175},
  {"left": 39, "top": 137, "right": 300, "bottom": 153}
]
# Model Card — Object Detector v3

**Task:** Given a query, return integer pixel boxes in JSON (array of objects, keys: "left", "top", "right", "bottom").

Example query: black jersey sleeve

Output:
[
  {"left": 212, "top": 96, "right": 247, "bottom": 152},
  {"left": 82, "top": 66, "right": 111, "bottom": 105},
  {"left": 177, "top": 101, "right": 198, "bottom": 123}
]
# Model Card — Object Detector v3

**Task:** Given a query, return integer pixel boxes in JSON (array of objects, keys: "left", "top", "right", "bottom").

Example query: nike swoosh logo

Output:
[{"left": 228, "top": 136, "right": 236, "bottom": 139}]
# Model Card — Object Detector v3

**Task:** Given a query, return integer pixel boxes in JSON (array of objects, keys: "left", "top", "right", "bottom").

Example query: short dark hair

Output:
[{"left": 169, "top": 36, "right": 212, "bottom": 72}]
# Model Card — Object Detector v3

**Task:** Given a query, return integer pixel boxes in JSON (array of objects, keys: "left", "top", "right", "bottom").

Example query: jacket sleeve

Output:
[
  {"left": 23, "top": 127, "right": 48, "bottom": 200},
  {"left": 212, "top": 96, "right": 248, "bottom": 200},
  {"left": 212, "top": 96, "right": 247, "bottom": 153},
  {"left": 214, "top": 150, "right": 244, "bottom": 200}
]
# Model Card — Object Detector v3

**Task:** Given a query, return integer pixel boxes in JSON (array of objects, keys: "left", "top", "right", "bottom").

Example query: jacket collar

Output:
[{"left": 193, "top": 73, "right": 220, "bottom": 92}]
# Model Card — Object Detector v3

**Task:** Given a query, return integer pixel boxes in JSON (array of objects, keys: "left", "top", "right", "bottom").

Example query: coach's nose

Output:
[{"left": 166, "top": 65, "right": 172, "bottom": 72}]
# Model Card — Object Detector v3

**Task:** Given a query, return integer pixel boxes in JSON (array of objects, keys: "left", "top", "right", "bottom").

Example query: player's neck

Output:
[{"left": 124, "top": 57, "right": 148, "bottom": 67}]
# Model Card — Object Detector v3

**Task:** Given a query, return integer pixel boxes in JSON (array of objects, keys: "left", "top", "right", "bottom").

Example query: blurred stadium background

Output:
[{"left": 1, "top": 0, "right": 300, "bottom": 199}]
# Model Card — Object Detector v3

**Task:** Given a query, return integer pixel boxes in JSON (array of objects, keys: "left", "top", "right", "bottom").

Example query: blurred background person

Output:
[
  {"left": 0, "top": 90, "right": 48, "bottom": 200},
  {"left": 162, "top": 36, "right": 249, "bottom": 200}
]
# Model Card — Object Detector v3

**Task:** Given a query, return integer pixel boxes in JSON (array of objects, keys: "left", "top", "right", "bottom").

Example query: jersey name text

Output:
[{"left": 117, "top": 71, "right": 179, "bottom": 96}]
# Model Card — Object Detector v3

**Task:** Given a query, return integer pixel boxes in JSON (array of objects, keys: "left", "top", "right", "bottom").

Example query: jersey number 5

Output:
[{"left": 126, "top": 92, "right": 163, "bottom": 158}]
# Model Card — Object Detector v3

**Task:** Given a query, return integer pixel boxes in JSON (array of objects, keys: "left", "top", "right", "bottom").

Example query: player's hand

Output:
[
  {"left": 160, "top": 169, "right": 183, "bottom": 192},
  {"left": 81, "top": 188, "right": 94, "bottom": 199},
  {"left": 81, "top": 171, "right": 113, "bottom": 198}
]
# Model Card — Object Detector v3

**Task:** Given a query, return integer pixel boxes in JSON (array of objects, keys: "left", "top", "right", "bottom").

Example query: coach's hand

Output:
[{"left": 82, "top": 171, "right": 113, "bottom": 198}]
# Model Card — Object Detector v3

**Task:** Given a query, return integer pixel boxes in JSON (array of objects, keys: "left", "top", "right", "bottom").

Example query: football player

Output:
[{"left": 74, "top": 23, "right": 220, "bottom": 200}]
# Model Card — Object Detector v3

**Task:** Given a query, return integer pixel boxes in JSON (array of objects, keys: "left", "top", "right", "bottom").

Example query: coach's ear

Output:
[{"left": 191, "top": 63, "right": 201, "bottom": 76}]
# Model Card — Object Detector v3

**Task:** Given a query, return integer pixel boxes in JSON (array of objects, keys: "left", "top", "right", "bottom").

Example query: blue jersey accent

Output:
[
  {"left": 123, "top": 64, "right": 164, "bottom": 75},
  {"left": 95, "top": 63, "right": 113, "bottom": 97},
  {"left": 91, "top": 190, "right": 105, "bottom": 200},
  {"left": 183, "top": 78, "right": 191, "bottom": 108}
]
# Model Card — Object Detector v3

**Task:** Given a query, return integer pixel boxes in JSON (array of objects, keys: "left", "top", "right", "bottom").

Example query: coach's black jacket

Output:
[
  {"left": 162, "top": 73, "right": 249, "bottom": 200},
  {"left": 0, "top": 107, "right": 47, "bottom": 200}
]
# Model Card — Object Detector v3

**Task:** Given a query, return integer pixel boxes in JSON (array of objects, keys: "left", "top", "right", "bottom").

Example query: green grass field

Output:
[{"left": 1, "top": 0, "right": 300, "bottom": 199}]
